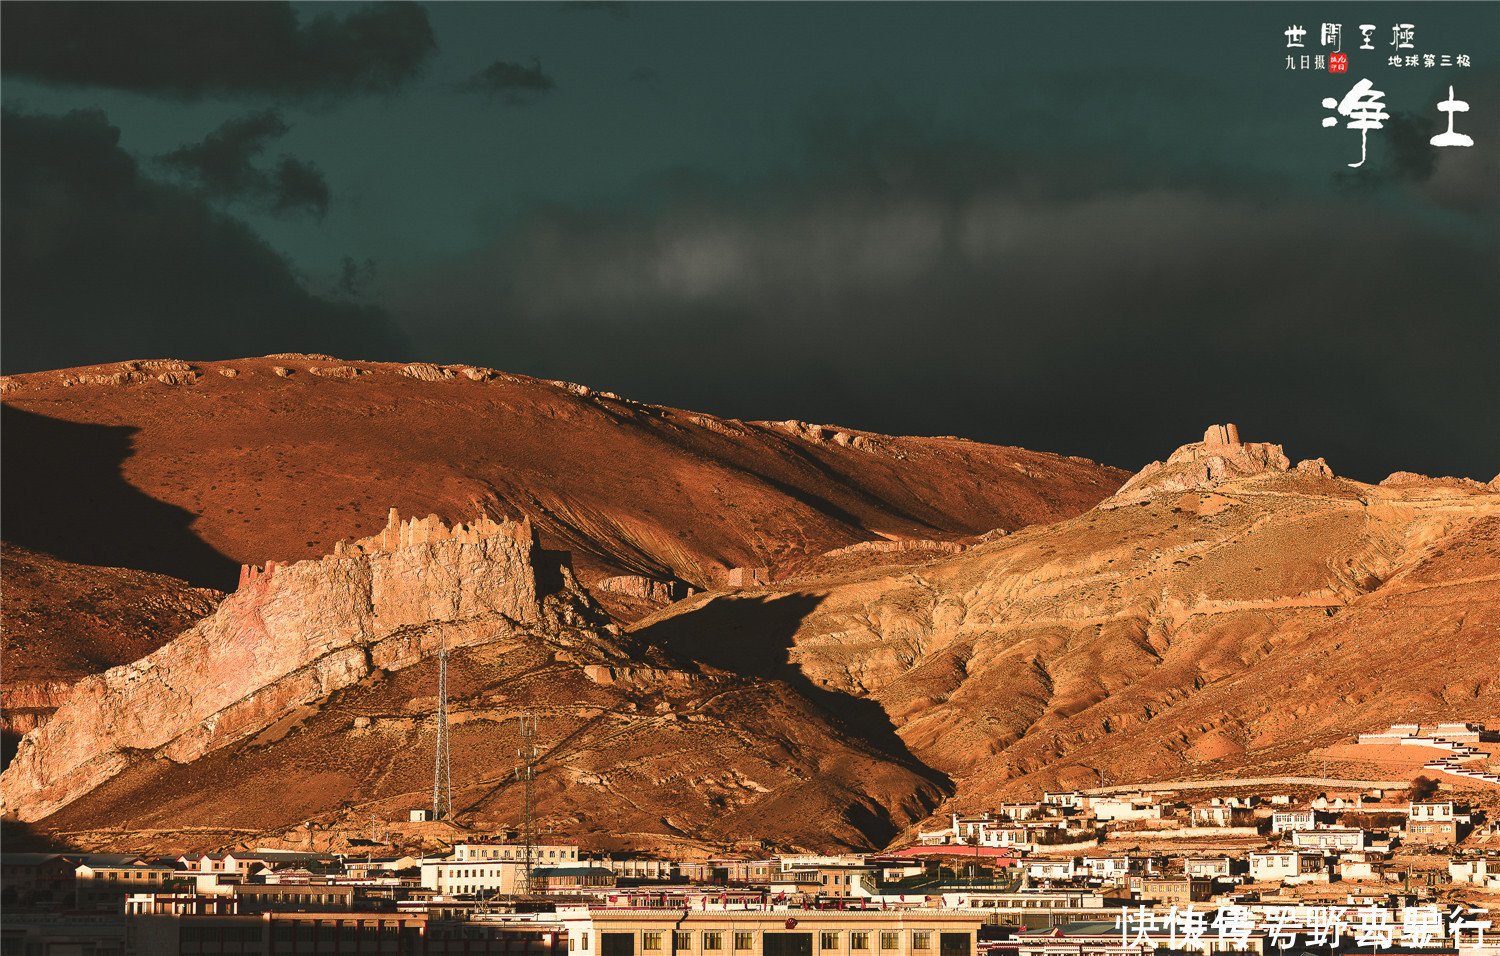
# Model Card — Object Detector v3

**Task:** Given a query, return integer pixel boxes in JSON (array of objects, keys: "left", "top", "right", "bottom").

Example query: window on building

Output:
[
  {"left": 851, "top": 934, "right": 870, "bottom": 951},
  {"left": 821, "top": 933, "right": 839, "bottom": 950},
  {"left": 645, "top": 932, "right": 663, "bottom": 951},
  {"left": 912, "top": 934, "right": 931, "bottom": 950},
  {"left": 676, "top": 932, "right": 693, "bottom": 951},
  {"left": 734, "top": 933, "right": 754, "bottom": 951},
  {"left": 880, "top": 933, "right": 899, "bottom": 951},
  {"left": 703, "top": 932, "right": 722, "bottom": 951}
]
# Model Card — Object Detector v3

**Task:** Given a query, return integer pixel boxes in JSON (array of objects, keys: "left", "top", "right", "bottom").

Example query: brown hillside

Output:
[
  {"left": 0, "top": 357, "right": 1127, "bottom": 601},
  {"left": 1, "top": 546, "right": 223, "bottom": 683},
  {"left": 0, "top": 545, "right": 224, "bottom": 759},
  {"left": 635, "top": 431, "right": 1500, "bottom": 821}
]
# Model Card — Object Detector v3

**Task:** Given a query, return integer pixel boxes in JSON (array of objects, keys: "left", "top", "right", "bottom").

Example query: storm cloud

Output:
[
  {"left": 398, "top": 139, "right": 1498, "bottom": 484},
  {"left": 158, "top": 111, "right": 330, "bottom": 217},
  {"left": 461, "top": 60, "right": 556, "bottom": 106},
  {"left": 1, "top": 108, "right": 410, "bottom": 374},
  {"left": 0, "top": 2, "right": 436, "bottom": 103}
]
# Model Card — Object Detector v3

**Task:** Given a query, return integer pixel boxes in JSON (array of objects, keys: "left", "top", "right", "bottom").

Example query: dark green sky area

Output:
[{"left": 3, "top": 2, "right": 1496, "bottom": 481}]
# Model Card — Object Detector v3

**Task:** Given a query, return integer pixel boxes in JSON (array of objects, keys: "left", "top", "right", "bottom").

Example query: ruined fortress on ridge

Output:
[{"left": 237, "top": 508, "right": 531, "bottom": 590}]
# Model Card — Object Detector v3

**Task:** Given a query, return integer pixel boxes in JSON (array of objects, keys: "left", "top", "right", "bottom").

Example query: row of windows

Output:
[
  {"left": 244, "top": 892, "right": 347, "bottom": 904},
  {"left": 446, "top": 869, "right": 509, "bottom": 878},
  {"left": 464, "top": 848, "right": 577, "bottom": 860},
  {"left": 269, "top": 923, "right": 406, "bottom": 943},
  {"left": 618, "top": 931, "right": 938, "bottom": 952},
  {"left": 99, "top": 870, "right": 167, "bottom": 880}
]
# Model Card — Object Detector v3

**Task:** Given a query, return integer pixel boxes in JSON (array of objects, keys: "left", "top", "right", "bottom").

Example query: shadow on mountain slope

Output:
[
  {"left": 1, "top": 405, "right": 239, "bottom": 590},
  {"left": 635, "top": 591, "right": 951, "bottom": 792}
]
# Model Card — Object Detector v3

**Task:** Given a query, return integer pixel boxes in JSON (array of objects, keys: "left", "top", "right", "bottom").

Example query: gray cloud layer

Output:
[
  {"left": 399, "top": 137, "right": 1497, "bottom": 483},
  {"left": 2, "top": 108, "right": 410, "bottom": 373},
  {"left": 1, "top": 2, "right": 436, "bottom": 103}
]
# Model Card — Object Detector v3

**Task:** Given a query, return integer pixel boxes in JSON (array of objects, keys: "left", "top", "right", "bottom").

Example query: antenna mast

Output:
[{"left": 432, "top": 646, "right": 452, "bottom": 820}]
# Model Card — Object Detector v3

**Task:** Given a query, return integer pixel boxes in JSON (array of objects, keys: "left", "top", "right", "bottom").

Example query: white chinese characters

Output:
[
  {"left": 1321, "top": 78, "right": 1390, "bottom": 168},
  {"left": 1431, "top": 86, "right": 1474, "bottom": 148}
]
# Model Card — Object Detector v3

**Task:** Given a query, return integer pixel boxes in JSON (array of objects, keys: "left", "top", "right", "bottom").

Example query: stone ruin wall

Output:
[{"left": 237, "top": 507, "right": 534, "bottom": 592}]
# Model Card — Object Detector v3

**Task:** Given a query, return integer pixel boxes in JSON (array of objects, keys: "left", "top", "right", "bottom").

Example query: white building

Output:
[
  {"left": 451, "top": 842, "right": 579, "bottom": 864},
  {"left": 1184, "top": 857, "right": 1232, "bottom": 879},
  {"left": 422, "top": 858, "right": 527, "bottom": 896},
  {"left": 1409, "top": 802, "right": 1458, "bottom": 822},
  {"left": 1026, "top": 858, "right": 1080, "bottom": 881},
  {"left": 1090, "top": 798, "right": 1162, "bottom": 823},
  {"left": 1080, "top": 857, "right": 1133, "bottom": 880},
  {"left": 1270, "top": 810, "right": 1315, "bottom": 833},
  {"left": 1248, "top": 852, "right": 1325, "bottom": 883},
  {"left": 1450, "top": 858, "right": 1500, "bottom": 890},
  {"left": 1291, "top": 828, "right": 1365, "bottom": 851}
]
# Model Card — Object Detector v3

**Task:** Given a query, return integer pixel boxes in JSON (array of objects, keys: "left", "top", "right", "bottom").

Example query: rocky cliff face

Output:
[
  {"left": 1, "top": 511, "right": 591, "bottom": 822},
  {"left": 1, "top": 545, "right": 224, "bottom": 741},
  {"left": 638, "top": 426, "right": 1500, "bottom": 814}
]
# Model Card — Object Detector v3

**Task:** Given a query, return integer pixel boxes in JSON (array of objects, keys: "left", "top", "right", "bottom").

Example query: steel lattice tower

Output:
[
  {"left": 432, "top": 647, "right": 452, "bottom": 820},
  {"left": 516, "top": 713, "right": 539, "bottom": 896}
]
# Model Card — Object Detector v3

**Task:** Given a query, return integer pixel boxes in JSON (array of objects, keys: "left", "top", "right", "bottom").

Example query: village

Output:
[{"left": 5, "top": 724, "right": 1500, "bottom": 956}]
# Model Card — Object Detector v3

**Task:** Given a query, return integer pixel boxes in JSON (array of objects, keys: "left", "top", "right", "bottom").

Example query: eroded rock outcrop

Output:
[
  {"left": 1, "top": 511, "right": 587, "bottom": 822},
  {"left": 400, "top": 363, "right": 455, "bottom": 382},
  {"left": 1, "top": 679, "right": 77, "bottom": 737},
  {"left": 595, "top": 574, "right": 690, "bottom": 604},
  {"left": 1106, "top": 422, "right": 1293, "bottom": 505},
  {"left": 821, "top": 537, "right": 966, "bottom": 559}
]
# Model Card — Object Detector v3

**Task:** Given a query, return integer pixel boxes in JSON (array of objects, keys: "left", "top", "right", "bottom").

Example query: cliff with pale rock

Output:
[{"left": 1, "top": 510, "right": 588, "bottom": 822}]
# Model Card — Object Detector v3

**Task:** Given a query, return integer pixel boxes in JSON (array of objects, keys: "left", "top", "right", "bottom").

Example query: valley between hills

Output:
[{"left": 2, "top": 356, "right": 1497, "bottom": 858}]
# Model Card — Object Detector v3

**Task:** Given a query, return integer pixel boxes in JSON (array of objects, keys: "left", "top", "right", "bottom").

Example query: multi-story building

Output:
[
  {"left": 74, "top": 855, "right": 179, "bottom": 910},
  {"left": 1247, "top": 852, "right": 1326, "bottom": 883},
  {"left": 596, "top": 857, "right": 679, "bottom": 882},
  {"left": 1183, "top": 857, "right": 1233, "bottom": 879},
  {"left": 1025, "top": 859, "right": 1078, "bottom": 881},
  {"left": 1089, "top": 798, "right": 1162, "bottom": 823},
  {"left": 451, "top": 842, "right": 580, "bottom": 865},
  {"left": 1079, "top": 857, "right": 1135, "bottom": 882},
  {"left": 560, "top": 904, "right": 985, "bottom": 956},
  {"left": 0, "top": 853, "right": 78, "bottom": 907},
  {"left": 934, "top": 890, "right": 1123, "bottom": 931},
  {"left": 1406, "top": 802, "right": 1468, "bottom": 844},
  {"left": 1290, "top": 828, "right": 1365, "bottom": 851},
  {"left": 995, "top": 919, "right": 1268, "bottom": 956},
  {"left": 678, "top": 860, "right": 779, "bottom": 885},
  {"left": 788, "top": 865, "right": 876, "bottom": 899},
  {"left": 422, "top": 858, "right": 527, "bottom": 896},
  {"left": 1136, "top": 878, "right": 1214, "bottom": 906},
  {"left": 1270, "top": 810, "right": 1315, "bottom": 833}
]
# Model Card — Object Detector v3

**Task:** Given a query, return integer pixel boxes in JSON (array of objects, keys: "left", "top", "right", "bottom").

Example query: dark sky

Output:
[{"left": 3, "top": 2, "right": 1496, "bottom": 481}]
